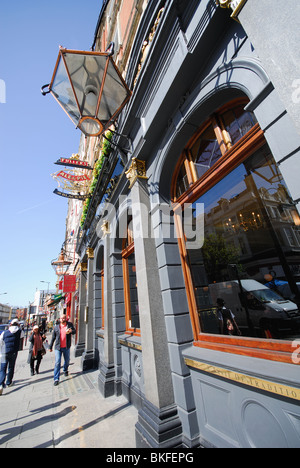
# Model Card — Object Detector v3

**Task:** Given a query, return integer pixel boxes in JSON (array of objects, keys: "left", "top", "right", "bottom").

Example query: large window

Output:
[
  {"left": 173, "top": 99, "right": 300, "bottom": 363},
  {"left": 122, "top": 218, "right": 140, "bottom": 335},
  {"left": 100, "top": 257, "right": 104, "bottom": 329}
]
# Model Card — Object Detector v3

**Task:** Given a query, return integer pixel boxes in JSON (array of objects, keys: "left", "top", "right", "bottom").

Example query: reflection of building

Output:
[
  {"left": 203, "top": 148, "right": 300, "bottom": 282},
  {"left": 52, "top": 1, "right": 300, "bottom": 448}
]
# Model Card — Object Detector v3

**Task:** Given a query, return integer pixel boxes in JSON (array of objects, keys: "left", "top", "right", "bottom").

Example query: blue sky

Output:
[{"left": 0, "top": 1, "right": 103, "bottom": 307}]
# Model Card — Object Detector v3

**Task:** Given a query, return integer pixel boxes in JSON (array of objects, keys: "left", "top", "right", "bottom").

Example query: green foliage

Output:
[
  {"left": 80, "top": 197, "right": 91, "bottom": 228},
  {"left": 79, "top": 131, "right": 113, "bottom": 228}
]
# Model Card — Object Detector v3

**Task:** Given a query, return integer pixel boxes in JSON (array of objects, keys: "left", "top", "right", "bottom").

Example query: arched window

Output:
[
  {"left": 122, "top": 218, "right": 140, "bottom": 336},
  {"left": 172, "top": 99, "right": 300, "bottom": 363},
  {"left": 173, "top": 99, "right": 256, "bottom": 199}
]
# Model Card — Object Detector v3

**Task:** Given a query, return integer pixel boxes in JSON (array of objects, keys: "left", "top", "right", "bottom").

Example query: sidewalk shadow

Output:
[
  {"left": 7, "top": 374, "right": 53, "bottom": 395},
  {"left": 36, "top": 402, "right": 132, "bottom": 448},
  {"left": 0, "top": 399, "right": 69, "bottom": 428},
  {"left": 0, "top": 405, "right": 75, "bottom": 447}
]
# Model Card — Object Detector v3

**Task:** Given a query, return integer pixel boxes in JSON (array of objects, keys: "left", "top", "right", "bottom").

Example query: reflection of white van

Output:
[{"left": 209, "top": 279, "right": 300, "bottom": 337}]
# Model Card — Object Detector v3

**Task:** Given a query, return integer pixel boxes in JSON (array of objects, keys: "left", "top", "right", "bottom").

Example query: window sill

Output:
[
  {"left": 193, "top": 334, "right": 298, "bottom": 365},
  {"left": 118, "top": 334, "right": 142, "bottom": 351},
  {"left": 183, "top": 343, "right": 300, "bottom": 396},
  {"left": 96, "top": 328, "right": 104, "bottom": 338}
]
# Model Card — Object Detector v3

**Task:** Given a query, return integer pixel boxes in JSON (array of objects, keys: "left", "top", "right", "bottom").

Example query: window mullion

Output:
[
  {"left": 185, "top": 150, "right": 197, "bottom": 184},
  {"left": 212, "top": 114, "right": 231, "bottom": 154}
]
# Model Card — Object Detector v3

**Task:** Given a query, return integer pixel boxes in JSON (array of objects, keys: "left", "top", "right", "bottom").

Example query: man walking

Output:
[
  {"left": 49, "top": 314, "right": 76, "bottom": 386},
  {"left": 0, "top": 319, "right": 24, "bottom": 395}
]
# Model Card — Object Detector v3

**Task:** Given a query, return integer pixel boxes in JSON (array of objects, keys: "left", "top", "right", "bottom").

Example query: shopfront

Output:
[
  {"left": 71, "top": 0, "right": 300, "bottom": 448},
  {"left": 148, "top": 81, "right": 300, "bottom": 448}
]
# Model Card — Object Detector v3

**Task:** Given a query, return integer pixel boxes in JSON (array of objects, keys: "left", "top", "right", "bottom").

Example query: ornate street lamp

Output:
[
  {"left": 41, "top": 44, "right": 132, "bottom": 137},
  {"left": 51, "top": 249, "right": 72, "bottom": 277}
]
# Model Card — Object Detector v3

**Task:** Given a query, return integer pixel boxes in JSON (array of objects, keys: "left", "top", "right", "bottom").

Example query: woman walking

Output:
[{"left": 28, "top": 326, "right": 46, "bottom": 376}]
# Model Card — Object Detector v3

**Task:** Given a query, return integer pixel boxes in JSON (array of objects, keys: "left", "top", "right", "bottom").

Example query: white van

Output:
[{"left": 208, "top": 279, "right": 300, "bottom": 338}]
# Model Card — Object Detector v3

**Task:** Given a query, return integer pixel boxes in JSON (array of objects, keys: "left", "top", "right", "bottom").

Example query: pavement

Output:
[{"left": 0, "top": 335, "right": 138, "bottom": 448}]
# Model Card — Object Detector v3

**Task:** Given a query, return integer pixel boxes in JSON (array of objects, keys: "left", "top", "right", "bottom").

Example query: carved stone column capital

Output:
[
  {"left": 216, "top": 0, "right": 247, "bottom": 18},
  {"left": 86, "top": 247, "right": 94, "bottom": 259},
  {"left": 101, "top": 220, "right": 110, "bottom": 237},
  {"left": 125, "top": 157, "right": 148, "bottom": 189}
]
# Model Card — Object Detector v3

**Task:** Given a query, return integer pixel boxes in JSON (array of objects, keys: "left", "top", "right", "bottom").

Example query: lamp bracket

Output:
[
  {"left": 102, "top": 131, "right": 132, "bottom": 158},
  {"left": 105, "top": 42, "right": 115, "bottom": 56},
  {"left": 41, "top": 84, "right": 51, "bottom": 96}
]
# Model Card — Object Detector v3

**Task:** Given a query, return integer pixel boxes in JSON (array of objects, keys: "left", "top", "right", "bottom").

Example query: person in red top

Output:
[{"left": 49, "top": 314, "right": 76, "bottom": 386}]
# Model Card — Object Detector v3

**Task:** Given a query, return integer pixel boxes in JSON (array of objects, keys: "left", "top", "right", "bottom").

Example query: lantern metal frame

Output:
[
  {"left": 51, "top": 249, "right": 72, "bottom": 277},
  {"left": 41, "top": 45, "right": 132, "bottom": 137}
]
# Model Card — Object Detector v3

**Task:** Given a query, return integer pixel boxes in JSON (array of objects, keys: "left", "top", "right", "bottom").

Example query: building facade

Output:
[
  {"left": 0, "top": 303, "right": 11, "bottom": 324},
  {"left": 57, "top": 0, "right": 300, "bottom": 448}
]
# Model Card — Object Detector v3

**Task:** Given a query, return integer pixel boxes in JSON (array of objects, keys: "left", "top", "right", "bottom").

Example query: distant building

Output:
[{"left": 0, "top": 303, "right": 11, "bottom": 324}]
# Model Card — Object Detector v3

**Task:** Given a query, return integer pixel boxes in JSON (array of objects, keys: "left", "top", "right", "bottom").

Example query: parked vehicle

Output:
[
  {"left": 265, "top": 279, "right": 300, "bottom": 301},
  {"left": 208, "top": 279, "right": 300, "bottom": 338}
]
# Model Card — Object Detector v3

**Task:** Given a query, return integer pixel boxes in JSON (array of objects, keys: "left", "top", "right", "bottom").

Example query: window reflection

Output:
[
  {"left": 186, "top": 144, "right": 300, "bottom": 339},
  {"left": 127, "top": 253, "right": 140, "bottom": 329},
  {"left": 122, "top": 217, "right": 140, "bottom": 333},
  {"left": 221, "top": 105, "right": 256, "bottom": 146},
  {"left": 190, "top": 124, "right": 222, "bottom": 179}
]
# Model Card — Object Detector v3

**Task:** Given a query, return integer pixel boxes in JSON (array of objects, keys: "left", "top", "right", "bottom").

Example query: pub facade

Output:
[{"left": 61, "top": 0, "right": 300, "bottom": 448}]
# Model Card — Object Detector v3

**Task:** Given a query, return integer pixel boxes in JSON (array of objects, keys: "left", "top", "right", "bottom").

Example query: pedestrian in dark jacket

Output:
[
  {"left": 49, "top": 314, "right": 76, "bottom": 386},
  {"left": 27, "top": 326, "right": 46, "bottom": 376},
  {"left": 0, "top": 319, "right": 24, "bottom": 395}
]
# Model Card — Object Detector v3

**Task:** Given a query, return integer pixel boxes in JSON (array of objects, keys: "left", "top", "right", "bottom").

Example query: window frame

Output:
[
  {"left": 122, "top": 224, "right": 141, "bottom": 337},
  {"left": 172, "top": 100, "right": 299, "bottom": 364},
  {"left": 100, "top": 259, "right": 105, "bottom": 329}
]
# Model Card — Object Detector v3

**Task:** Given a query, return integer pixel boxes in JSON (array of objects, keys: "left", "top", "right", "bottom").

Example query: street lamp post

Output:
[{"left": 40, "top": 281, "right": 50, "bottom": 294}]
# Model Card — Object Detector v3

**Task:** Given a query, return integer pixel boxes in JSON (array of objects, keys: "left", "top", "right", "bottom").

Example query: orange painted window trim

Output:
[
  {"left": 101, "top": 266, "right": 105, "bottom": 329},
  {"left": 122, "top": 230, "right": 141, "bottom": 337}
]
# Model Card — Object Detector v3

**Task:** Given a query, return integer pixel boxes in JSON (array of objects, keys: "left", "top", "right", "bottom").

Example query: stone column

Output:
[
  {"left": 81, "top": 248, "right": 95, "bottom": 371},
  {"left": 74, "top": 263, "right": 87, "bottom": 357},
  {"left": 126, "top": 158, "right": 182, "bottom": 448},
  {"left": 98, "top": 226, "right": 116, "bottom": 397}
]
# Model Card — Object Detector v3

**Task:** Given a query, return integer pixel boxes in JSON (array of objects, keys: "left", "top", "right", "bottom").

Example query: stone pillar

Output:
[
  {"left": 81, "top": 248, "right": 95, "bottom": 371},
  {"left": 126, "top": 158, "right": 182, "bottom": 448},
  {"left": 98, "top": 228, "right": 116, "bottom": 397},
  {"left": 74, "top": 263, "right": 87, "bottom": 357}
]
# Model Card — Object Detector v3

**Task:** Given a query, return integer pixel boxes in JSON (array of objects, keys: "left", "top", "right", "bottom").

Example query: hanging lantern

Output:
[
  {"left": 41, "top": 45, "right": 132, "bottom": 137},
  {"left": 51, "top": 249, "right": 72, "bottom": 276}
]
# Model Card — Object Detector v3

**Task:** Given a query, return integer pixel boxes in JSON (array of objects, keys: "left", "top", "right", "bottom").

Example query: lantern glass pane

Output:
[
  {"left": 97, "top": 60, "right": 129, "bottom": 123},
  {"left": 52, "top": 57, "right": 81, "bottom": 124},
  {"left": 79, "top": 118, "right": 102, "bottom": 136},
  {"left": 64, "top": 53, "right": 106, "bottom": 117}
]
